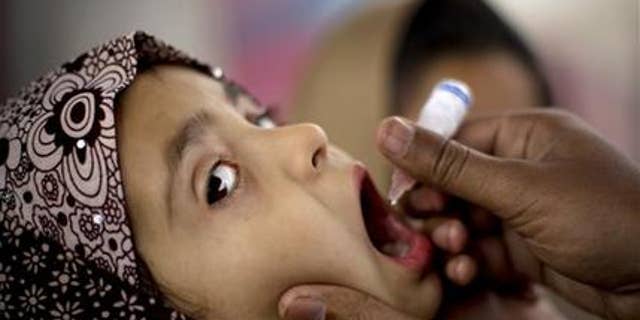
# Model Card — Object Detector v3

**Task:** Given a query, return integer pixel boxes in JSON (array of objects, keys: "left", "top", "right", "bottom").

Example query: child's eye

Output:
[
  {"left": 255, "top": 114, "right": 276, "bottom": 129},
  {"left": 206, "top": 162, "right": 238, "bottom": 206}
]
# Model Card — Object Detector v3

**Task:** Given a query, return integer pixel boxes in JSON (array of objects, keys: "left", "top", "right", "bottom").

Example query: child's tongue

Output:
[
  {"left": 381, "top": 241, "right": 411, "bottom": 257},
  {"left": 360, "top": 174, "right": 432, "bottom": 273}
]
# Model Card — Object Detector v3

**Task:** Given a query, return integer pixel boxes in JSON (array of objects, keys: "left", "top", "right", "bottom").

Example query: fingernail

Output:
[
  {"left": 284, "top": 297, "right": 326, "bottom": 320},
  {"left": 448, "top": 222, "right": 458, "bottom": 249},
  {"left": 383, "top": 117, "right": 414, "bottom": 157},
  {"left": 456, "top": 258, "right": 466, "bottom": 278},
  {"left": 433, "top": 224, "right": 449, "bottom": 248}
]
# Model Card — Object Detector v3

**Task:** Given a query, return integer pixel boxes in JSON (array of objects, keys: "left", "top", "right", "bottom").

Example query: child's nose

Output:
[{"left": 276, "top": 123, "right": 328, "bottom": 180}]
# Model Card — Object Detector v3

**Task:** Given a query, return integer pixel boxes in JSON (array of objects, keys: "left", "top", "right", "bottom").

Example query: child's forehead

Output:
[
  {"left": 134, "top": 65, "right": 265, "bottom": 119},
  {"left": 213, "top": 69, "right": 266, "bottom": 118}
]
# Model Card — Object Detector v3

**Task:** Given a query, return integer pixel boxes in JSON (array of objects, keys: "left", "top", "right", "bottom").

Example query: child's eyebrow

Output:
[{"left": 168, "top": 110, "right": 212, "bottom": 172}]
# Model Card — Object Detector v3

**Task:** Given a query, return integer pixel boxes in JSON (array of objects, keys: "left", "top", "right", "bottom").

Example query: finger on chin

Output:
[{"left": 278, "top": 285, "right": 419, "bottom": 320}]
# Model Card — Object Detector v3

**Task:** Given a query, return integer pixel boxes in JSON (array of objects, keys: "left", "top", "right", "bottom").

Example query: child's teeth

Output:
[{"left": 381, "top": 241, "right": 410, "bottom": 257}]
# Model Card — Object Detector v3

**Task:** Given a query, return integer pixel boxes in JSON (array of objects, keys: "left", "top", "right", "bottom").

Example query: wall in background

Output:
[
  {"left": 1, "top": 0, "right": 638, "bottom": 158},
  {"left": 1, "top": 0, "right": 226, "bottom": 99},
  {"left": 489, "top": 0, "right": 639, "bottom": 159},
  {"left": 222, "top": 0, "right": 364, "bottom": 117},
  {"left": 0, "top": 0, "right": 364, "bottom": 118}
]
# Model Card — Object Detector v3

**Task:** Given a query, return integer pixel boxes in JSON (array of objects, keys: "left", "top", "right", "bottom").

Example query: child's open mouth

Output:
[{"left": 357, "top": 170, "right": 432, "bottom": 274}]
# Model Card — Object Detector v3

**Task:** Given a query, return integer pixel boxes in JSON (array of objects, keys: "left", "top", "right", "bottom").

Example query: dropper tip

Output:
[
  {"left": 388, "top": 170, "right": 413, "bottom": 207},
  {"left": 387, "top": 187, "right": 404, "bottom": 207}
]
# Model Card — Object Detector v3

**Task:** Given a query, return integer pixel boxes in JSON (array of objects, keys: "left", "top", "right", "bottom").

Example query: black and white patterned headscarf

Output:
[{"left": 0, "top": 31, "right": 236, "bottom": 319}]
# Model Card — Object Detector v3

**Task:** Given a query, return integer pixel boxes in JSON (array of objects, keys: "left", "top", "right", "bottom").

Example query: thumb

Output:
[
  {"left": 377, "top": 116, "right": 530, "bottom": 216},
  {"left": 280, "top": 297, "right": 326, "bottom": 320},
  {"left": 279, "top": 284, "right": 419, "bottom": 320}
]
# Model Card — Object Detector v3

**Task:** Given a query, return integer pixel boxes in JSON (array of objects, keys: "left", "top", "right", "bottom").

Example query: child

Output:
[{"left": 0, "top": 32, "right": 458, "bottom": 319}]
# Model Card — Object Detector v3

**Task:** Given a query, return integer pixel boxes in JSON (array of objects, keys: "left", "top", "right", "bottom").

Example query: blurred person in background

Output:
[{"left": 293, "top": 0, "right": 551, "bottom": 186}]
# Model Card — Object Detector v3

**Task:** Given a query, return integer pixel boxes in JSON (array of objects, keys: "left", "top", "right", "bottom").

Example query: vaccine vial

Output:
[
  {"left": 417, "top": 80, "right": 471, "bottom": 137},
  {"left": 388, "top": 79, "right": 472, "bottom": 205}
]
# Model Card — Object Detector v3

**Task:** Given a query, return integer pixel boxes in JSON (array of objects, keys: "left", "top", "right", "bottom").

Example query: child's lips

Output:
[{"left": 353, "top": 164, "right": 432, "bottom": 274}]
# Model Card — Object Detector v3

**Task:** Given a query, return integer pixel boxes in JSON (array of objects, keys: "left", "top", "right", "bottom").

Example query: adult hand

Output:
[{"left": 377, "top": 110, "right": 640, "bottom": 319}]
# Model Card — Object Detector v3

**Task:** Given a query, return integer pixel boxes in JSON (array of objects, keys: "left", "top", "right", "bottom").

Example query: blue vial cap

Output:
[{"left": 437, "top": 81, "right": 472, "bottom": 107}]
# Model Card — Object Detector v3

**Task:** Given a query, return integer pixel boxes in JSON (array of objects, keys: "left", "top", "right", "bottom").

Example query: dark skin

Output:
[
  {"left": 281, "top": 110, "right": 640, "bottom": 320},
  {"left": 395, "top": 51, "right": 542, "bottom": 287}
]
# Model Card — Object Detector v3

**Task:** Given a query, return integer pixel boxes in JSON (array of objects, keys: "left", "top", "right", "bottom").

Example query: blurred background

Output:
[
  {"left": 0, "top": 1, "right": 637, "bottom": 319},
  {"left": 1, "top": 0, "right": 638, "bottom": 160}
]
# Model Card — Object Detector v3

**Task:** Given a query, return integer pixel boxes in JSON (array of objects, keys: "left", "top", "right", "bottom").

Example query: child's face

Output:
[{"left": 117, "top": 66, "right": 440, "bottom": 319}]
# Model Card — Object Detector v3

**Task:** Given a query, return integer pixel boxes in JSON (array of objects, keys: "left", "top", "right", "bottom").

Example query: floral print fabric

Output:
[{"left": 0, "top": 31, "right": 211, "bottom": 319}]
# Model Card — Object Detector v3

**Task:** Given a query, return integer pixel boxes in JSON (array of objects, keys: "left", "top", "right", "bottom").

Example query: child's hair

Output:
[{"left": 392, "top": 0, "right": 553, "bottom": 109}]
